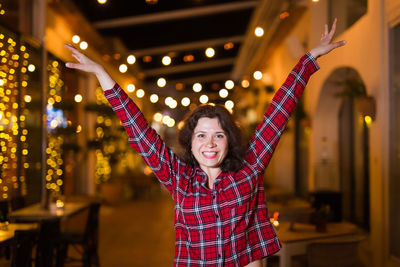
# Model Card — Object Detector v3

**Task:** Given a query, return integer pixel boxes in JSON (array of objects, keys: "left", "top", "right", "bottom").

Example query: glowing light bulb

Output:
[
  {"left": 255, "top": 27, "right": 264, "bottom": 37},
  {"left": 225, "top": 80, "right": 234, "bottom": 89},
  {"left": 199, "top": 95, "right": 208, "bottom": 104},
  {"left": 253, "top": 71, "right": 263, "bottom": 80},
  {"left": 150, "top": 94, "right": 159, "bottom": 103},
  {"left": 127, "top": 84, "right": 135, "bottom": 92},
  {"left": 157, "top": 78, "right": 166, "bottom": 87},
  {"left": 136, "top": 89, "right": 145, "bottom": 98},
  {"left": 219, "top": 89, "right": 228, "bottom": 98},
  {"left": 127, "top": 55, "right": 136, "bottom": 64},
  {"left": 74, "top": 94, "right": 83, "bottom": 103},
  {"left": 79, "top": 41, "right": 88, "bottom": 50},
  {"left": 119, "top": 64, "right": 128, "bottom": 73},
  {"left": 181, "top": 97, "right": 190, "bottom": 107},
  {"left": 162, "top": 56, "right": 171, "bottom": 66},
  {"left": 193, "top": 83, "right": 202, "bottom": 92},
  {"left": 205, "top": 47, "right": 215, "bottom": 58},
  {"left": 72, "top": 35, "right": 80, "bottom": 44}
]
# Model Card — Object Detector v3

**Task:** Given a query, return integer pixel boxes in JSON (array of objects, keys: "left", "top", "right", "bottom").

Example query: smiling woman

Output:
[{"left": 64, "top": 17, "right": 345, "bottom": 266}]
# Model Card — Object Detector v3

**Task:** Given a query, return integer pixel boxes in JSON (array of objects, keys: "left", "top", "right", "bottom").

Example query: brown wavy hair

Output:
[{"left": 178, "top": 104, "right": 245, "bottom": 172}]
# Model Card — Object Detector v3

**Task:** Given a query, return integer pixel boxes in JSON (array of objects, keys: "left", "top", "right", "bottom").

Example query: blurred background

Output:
[{"left": 0, "top": 0, "right": 399, "bottom": 266}]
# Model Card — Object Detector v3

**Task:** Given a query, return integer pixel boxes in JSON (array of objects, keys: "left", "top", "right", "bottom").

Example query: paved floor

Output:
[{"left": 98, "top": 187, "right": 175, "bottom": 267}]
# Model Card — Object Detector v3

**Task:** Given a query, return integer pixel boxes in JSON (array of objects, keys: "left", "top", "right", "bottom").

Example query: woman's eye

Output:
[
  {"left": 197, "top": 134, "right": 205, "bottom": 138},
  {"left": 216, "top": 134, "right": 225, "bottom": 138}
]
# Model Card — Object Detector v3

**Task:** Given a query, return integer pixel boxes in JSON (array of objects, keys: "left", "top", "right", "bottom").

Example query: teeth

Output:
[{"left": 203, "top": 152, "right": 217, "bottom": 156}]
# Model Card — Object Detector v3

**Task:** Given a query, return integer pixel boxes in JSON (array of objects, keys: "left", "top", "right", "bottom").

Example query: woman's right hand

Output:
[{"left": 65, "top": 44, "right": 116, "bottom": 91}]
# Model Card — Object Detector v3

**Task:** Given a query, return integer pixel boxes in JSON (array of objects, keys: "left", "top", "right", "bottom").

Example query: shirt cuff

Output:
[{"left": 304, "top": 52, "right": 320, "bottom": 74}]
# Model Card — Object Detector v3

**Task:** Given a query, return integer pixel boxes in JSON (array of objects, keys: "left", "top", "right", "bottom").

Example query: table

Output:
[
  {"left": 9, "top": 202, "right": 90, "bottom": 222},
  {"left": 275, "top": 222, "right": 359, "bottom": 267},
  {"left": 0, "top": 223, "right": 38, "bottom": 244}
]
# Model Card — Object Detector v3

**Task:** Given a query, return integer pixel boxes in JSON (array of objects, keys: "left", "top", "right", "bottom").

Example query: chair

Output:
[
  {"left": 57, "top": 202, "right": 101, "bottom": 267},
  {"left": 307, "top": 238, "right": 364, "bottom": 267},
  {"left": 35, "top": 218, "right": 61, "bottom": 267},
  {"left": 10, "top": 229, "right": 38, "bottom": 267}
]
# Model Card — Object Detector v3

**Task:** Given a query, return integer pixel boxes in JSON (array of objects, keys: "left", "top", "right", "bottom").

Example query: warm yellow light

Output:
[
  {"left": 364, "top": 115, "right": 372, "bottom": 126},
  {"left": 79, "top": 41, "right": 88, "bottom": 50},
  {"left": 136, "top": 89, "right": 145, "bottom": 98},
  {"left": 127, "top": 84, "right": 135, "bottom": 92},
  {"left": 72, "top": 35, "right": 80, "bottom": 44},
  {"left": 74, "top": 94, "right": 83, "bottom": 103},
  {"left": 255, "top": 27, "right": 264, "bottom": 37},
  {"left": 241, "top": 79, "right": 250, "bottom": 88},
  {"left": 157, "top": 78, "right": 166, "bottom": 87},
  {"left": 162, "top": 56, "right": 171, "bottom": 66},
  {"left": 127, "top": 55, "right": 136, "bottom": 64},
  {"left": 98, "top": 0, "right": 107, "bottom": 4},
  {"left": 224, "top": 42, "right": 234, "bottom": 50},
  {"left": 253, "top": 71, "right": 263, "bottom": 80},
  {"left": 225, "top": 100, "right": 234, "bottom": 110},
  {"left": 76, "top": 125, "right": 82, "bottom": 133},
  {"left": 167, "top": 118, "right": 175, "bottom": 128},
  {"left": 162, "top": 115, "right": 171, "bottom": 125},
  {"left": 153, "top": 112, "right": 163, "bottom": 122},
  {"left": 181, "top": 97, "right": 190, "bottom": 107},
  {"left": 205, "top": 47, "right": 215, "bottom": 58},
  {"left": 169, "top": 99, "right": 178, "bottom": 109},
  {"left": 219, "top": 89, "right": 228, "bottom": 98},
  {"left": 199, "top": 95, "right": 208, "bottom": 104},
  {"left": 193, "top": 83, "right": 202, "bottom": 92},
  {"left": 312, "top": 0, "right": 319, "bottom": 2},
  {"left": 225, "top": 80, "right": 234, "bottom": 89},
  {"left": 150, "top": 94, "right": 159, "bottom": 103},
  {"left": 28, "top": 64, "right": 35, "bottom": 72},
  {"left": 0, "top": 80, "right": 4, "bottom": 86},
  {"left": 119, "top": 64, "right": 128, "bottom": 73}
]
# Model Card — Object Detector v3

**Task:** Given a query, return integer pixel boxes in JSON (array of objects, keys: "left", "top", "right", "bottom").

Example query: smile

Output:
[{"left": 202, "top": 152, "right": 218, "bottom": 159}]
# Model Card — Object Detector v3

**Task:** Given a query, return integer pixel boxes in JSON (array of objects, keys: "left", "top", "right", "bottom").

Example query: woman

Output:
[{"left": 65, "top": 19, "right": 345, "bottom": 267}]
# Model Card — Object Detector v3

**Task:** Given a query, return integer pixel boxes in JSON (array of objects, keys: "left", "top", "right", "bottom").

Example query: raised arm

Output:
[
  {"left": 245, "top": 18, "right": 346, "bottom": 174},
  {"left": 65, "top": 44, "right": 115, "bottom": 91},
  {"left": 65, "top": 45, "right": 187, "bottom": 197}
]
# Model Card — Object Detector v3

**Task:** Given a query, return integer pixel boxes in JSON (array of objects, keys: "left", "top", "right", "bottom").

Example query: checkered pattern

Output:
[{"left": 105, "top": 53, "right": 319, "bottom": 266}]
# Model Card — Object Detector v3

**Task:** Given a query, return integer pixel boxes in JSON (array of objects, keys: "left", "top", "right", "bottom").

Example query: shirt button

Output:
[
  {"left": 212, "top": 195, "right": 216, "bottom": 199},
  {"left": 215, "top": 214, "right": 219, "bottom": 218},
  {"left": 217, "top": 234, "right": 220, "bottom": 238},
  {"left": 218, "top": 254, "right": 221, "bottom": 259}
]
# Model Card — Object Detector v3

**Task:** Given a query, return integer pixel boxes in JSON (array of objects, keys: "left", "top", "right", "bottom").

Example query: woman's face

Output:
[{"left": 191, "top": 117, "right": 228, "bottom": 172}]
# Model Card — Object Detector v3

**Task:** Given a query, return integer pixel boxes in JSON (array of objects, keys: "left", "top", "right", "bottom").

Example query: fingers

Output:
[{"left": 328, "top": 18, "right": 337, "bottom": 38}]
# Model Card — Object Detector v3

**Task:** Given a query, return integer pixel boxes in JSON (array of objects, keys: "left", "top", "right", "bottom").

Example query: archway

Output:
[{"left": 313, "top": 67, "right": 370, "bottom": 229}]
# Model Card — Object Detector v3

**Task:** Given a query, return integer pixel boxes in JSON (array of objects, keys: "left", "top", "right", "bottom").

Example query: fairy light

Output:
[
  {"left": 127, "top": 55, "right": 136, "bottom": 64},
  {"left": 0, "top": 33, "right": 29, "bottom": 199}
]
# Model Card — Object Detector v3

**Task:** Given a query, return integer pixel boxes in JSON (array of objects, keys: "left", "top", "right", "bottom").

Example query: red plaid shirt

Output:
[{"left": 104, "top": 53, "right": 319, "bottom": 266}]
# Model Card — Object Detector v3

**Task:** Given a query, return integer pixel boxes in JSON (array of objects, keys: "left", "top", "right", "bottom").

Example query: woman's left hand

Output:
[{"left": 309, "top": 18, "right": 346, "bottom": 59}]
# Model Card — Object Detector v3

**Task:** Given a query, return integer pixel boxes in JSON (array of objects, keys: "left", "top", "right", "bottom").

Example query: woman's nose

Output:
[{"left": 206, "top": 137, "right": 216, "bottom": 147}]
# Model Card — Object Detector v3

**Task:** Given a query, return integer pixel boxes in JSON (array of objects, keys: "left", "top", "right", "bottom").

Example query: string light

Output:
[
  {"left": 127, "top": 84, "right": 135, "bottom": 92},
  {"left": 119, "top": 64, "right": 128, "bottom": 73},
  {"left": 205, "top": 47, "right": 215, "bottom": 58},
  {"left": 225, "top": 80, "right": 234, "bottom": 89},
  {"left": 79, "top": 41, "right": 88, "bottom": 50},
  {"left": 72, "top": 35, "right": 80, "bottom": 44},
  {"left": 255, "top": 27, "right": 264, "bottom": 37},
  {"left": 253, "top": 71, "right": 263, "bottom": 80},
  {"left": 162, "top": 56, "right": 171, "bottom": 66},
  {"left": 193, "top": 83, "right": 202, "bottom": 92},
  {"left": 157, "top": 78, "right": 166, "bottom": 87},
  {"left": 181, "top": 97, "right": 190, "bottom": 107},
  {"left": 127, "top": 55, "right": 136, "bottom": 64}
]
